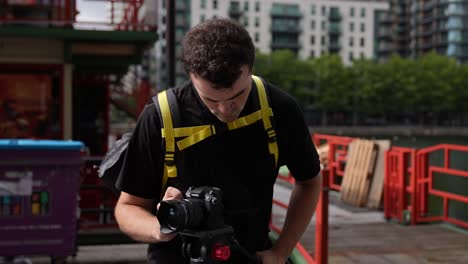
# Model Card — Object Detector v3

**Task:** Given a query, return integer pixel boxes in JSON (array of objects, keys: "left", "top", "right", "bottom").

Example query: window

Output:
[
  {"left": 321, "top": 21, "right": 326, "bottom": 30},
  {"left": 311, "top": 20, "right": 316, "bottom": 30},
  {"left": 311, "top": 4, "right": 316, "bottom": 15},
  {"left": 360, "top": 52, "right": 365, "bottom": 58},
  {"left": 360, "top": 23, "right": 365, "bottom": 32},
  {"left": 349, "top": 37, "right": 354, "bottom": 47},
  {"left": 360, "top": 37, "right": 365, "bottom": 47},
  {"left": 350, "top": 22, "right": 354, "bottom": 32},
  {"left": 255, "top": 32, "right": 260, "bottom": 42},
  {"left": 244, "top": 17, "right": 249, "bottom": 27},
  {"left": 310, "top": 50, "right": 315, "bottom": 58},
  {"left": 350, "top": 7, "right": 354, "bottom": 17},
  {"left": 361, "top": 8, "right": 366, "bottom": 17},
  {"left": 201, "top": 0, "right": 206, "bottom": 9},
  {"left": 213, "top": 0, "right": 218, "bottom": 9},
  {"left": 311, "top": 35, "right": 315, "bottom": 44},
  {"left": 321, "top": 6, "right": 326, "bottom": 15},
  {"left": 255, "top": 17, "right": 260, "bottom": 27},
  {"left": 255, "top": 1, "right": 260, "bottom": 12},
  {"left": 321, "top": 36, "right": 325, "bottom": 45},
  {"left": 201, "top": 15, "right": 206, "bottom": 22},
  {"left": 244, "top": 1, "right": 249, "bottom": 11},
  {"left": 349, "top": 52, "right": 354, "bottom": 61},
  {"left": 162, "top": 16, "right": 166, "bottom": 24}
]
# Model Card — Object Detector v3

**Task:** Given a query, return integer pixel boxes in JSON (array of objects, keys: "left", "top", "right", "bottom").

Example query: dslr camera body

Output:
[{"left": 158, "top": 186, "right": 224, "bottom": 234}]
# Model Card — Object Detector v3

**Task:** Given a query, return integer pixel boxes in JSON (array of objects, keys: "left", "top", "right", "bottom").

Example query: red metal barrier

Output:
[
  {"left": 271, "top": 170, "right": 329, "bottom": 264},
  {"left": 414, "top": 144, "right": 468, "bottom": 229},
  {"left": 384, "top": 147, "right": 417, "bottom": 225},
  {"left": 312, "top": 134, "right": 354, "bottom": 191},
  {"left": 79, "top": 156, "right": 118, "bottom": 230}
]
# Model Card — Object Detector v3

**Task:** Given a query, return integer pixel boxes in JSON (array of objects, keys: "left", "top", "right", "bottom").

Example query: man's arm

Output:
[
  {"left": 114, "top": 187, "right": 182, "bottom": 243},
  {"left": 258, "top": 173, "right": 322, "bottom": 263}
]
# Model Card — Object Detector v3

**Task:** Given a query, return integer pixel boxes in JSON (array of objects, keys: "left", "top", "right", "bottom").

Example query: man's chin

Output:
[{"left": 216, "top": 115, "right": 238, "bottom": 123}]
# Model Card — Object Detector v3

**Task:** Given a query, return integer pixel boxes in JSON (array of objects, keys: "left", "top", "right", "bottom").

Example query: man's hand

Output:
[
  {"left": 256, "top": 249, "right": 287, "bottom": 264},
  {"left": 157, "top": 186, "right": 183, "bottom": 209},
  {"left": 153, "top": 187, "right": 184, "bottom": 242}
]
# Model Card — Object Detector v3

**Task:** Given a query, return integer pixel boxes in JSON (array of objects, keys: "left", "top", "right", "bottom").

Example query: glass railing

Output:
[{"left": 271, "top": 4, "right": 302, "bottom": 17}]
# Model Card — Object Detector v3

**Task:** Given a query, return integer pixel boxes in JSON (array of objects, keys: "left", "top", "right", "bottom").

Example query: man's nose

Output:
[{"left": 217, "top": 101, "right": 233, "bottom": 114}]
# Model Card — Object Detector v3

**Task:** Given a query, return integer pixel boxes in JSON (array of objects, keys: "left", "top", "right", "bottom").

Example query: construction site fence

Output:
[
  {"left": 306, "top": 133, "right": 468, "bottom": 229},
  {"left": 385, "top": 144, "right": 468, "bottom": 229}
]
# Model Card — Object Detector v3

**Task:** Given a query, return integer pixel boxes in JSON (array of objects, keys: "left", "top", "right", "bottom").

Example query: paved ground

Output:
[{"left": 2, "top": 183, "right": 467, "bottom": 263}]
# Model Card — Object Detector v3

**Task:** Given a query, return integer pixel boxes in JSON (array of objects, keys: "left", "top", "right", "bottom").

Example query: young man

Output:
[{"left": 114, "top": 18, "right": 322, "bottom": 264}]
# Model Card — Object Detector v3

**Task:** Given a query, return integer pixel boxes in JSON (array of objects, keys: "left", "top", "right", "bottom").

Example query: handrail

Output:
[{"left": 271, "top": 169, "right": 329, "bottom": 264}]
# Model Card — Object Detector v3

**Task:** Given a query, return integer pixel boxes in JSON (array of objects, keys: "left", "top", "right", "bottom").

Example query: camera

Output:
[
  {"left": 157, "top": 186, "right": 260, "bottom": 264},
  {"left": 157, "top": 186, "right": 225, "bottom": 234}
]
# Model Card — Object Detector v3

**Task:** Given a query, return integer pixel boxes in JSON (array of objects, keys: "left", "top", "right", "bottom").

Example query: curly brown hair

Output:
[{"left": 181, "top": 18, "right": 255, "bottom": 88}]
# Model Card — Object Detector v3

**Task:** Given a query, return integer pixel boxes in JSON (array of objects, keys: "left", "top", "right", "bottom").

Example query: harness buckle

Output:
[
  {"left": 265, "top": 128, "right": 277, "bottom": 143},
  {"left": 165, "top": 151, "right": 175, "bottom": 166}
]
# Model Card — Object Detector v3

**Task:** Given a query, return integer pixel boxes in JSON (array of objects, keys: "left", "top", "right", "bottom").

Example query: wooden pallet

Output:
[
  {"left": 340, "top": 139, "right": 377, "bottom": 207},
  {"left": 367, "top": 140, "right": 392, "bottom": 209}
]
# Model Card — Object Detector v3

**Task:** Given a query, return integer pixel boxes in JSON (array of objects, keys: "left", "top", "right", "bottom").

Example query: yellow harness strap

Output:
[
  {"left": 252, "top": 75, "right": 279, "bottom": 168},
  {"left": 158, "top": 75, "right": 279, "bottom": 193},
  {"left": 157, "top": 91, "right": 177, "bottom": 193}
]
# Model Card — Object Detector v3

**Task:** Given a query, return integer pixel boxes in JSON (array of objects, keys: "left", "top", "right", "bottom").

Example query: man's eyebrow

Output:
[{"left": 202, "top": 88, "right": 247, "bottom": 103}]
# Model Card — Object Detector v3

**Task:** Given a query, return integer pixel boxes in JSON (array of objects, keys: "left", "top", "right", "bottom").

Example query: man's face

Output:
[{"left": 190, "top": 65, "right": 252, "bottom": 123}]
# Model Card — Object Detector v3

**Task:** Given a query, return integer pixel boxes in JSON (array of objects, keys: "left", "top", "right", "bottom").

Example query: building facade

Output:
[
  {"left": 377, "top": 0, "right": 468, "bottom": 63},
  {"left": 154, "top": 0, "right": 389, "bottom": 89}
]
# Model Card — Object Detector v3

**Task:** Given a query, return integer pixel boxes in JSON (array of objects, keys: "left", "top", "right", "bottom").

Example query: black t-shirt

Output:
[{"left": 116, "top": 78, "right": 320, "bottom": 261}]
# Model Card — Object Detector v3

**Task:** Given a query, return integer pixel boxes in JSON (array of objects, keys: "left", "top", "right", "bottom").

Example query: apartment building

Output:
[
  {"left": 377, "top": 0, "right": 468, "bottom": 63},
  {"left": 154, "top": 0, "right": 389, "bottom": 89}
]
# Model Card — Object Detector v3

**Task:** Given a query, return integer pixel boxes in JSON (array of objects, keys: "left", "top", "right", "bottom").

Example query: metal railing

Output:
[
  {"left": 0, "top": 0, "right": 156, "bottom": 31},
  {"left": 272, "top": 169, "right": 329, "bottom": 264}
]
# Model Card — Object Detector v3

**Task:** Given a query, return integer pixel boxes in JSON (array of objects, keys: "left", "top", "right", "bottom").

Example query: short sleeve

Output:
[
  {"left": 271, "top": 86, "right": 321, "bottom": 181},
  {"left": 115, "top": 103, "right": 164, "bottom": 199}
]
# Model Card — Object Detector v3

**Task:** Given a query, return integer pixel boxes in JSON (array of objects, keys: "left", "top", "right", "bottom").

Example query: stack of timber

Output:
[{"left": 340, "top": 139, "right": 389, "bottom": 207}]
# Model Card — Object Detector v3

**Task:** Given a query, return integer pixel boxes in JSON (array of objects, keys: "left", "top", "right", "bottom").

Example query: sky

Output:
[{"left": 76, "top": 0, "right": 109, "bottom": 23}]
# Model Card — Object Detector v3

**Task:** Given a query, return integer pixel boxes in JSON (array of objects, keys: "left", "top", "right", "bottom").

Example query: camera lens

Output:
[
  {"left": 158, "top": 200, "right": 187, "bottom": 234},
  {"left": 157, "top": 198, "right": 207, "bottom": 233}
]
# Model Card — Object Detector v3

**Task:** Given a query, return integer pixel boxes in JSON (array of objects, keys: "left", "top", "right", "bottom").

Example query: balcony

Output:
[
  {"left": 329, "top": 8, "right": 342, "bottom": 21},
  {"left": 175, "top": 1, "right": 188, "bottom": 12},
  {"left": 270, "top": 24, "right": 302, "bottom": 33},
  {"left": 328, "top": 42, "right": 341, "bottom": 52},
  {"left": 229, "top": 6, "right": 243, "bottom": 18},
  {"left": 380, "top": 13, "right": 393, "bottom": 24},
  {"left": 270, "top": 41, "right": 301, "bottom": 50},
  {"left": 270, "top": 4, "right": 302, "bottom": 18},
  {"left": 328, "top": 24, "right": 341, "bottom": 35},
  {"left": 377, "top": 28, "right": 392, "bottom": 39},
  {"left": 423, "top": 0, "right": 436, "bottom": 12},
  {"left": 379, "top": 42, "right": 394, "bottom": 52}
]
